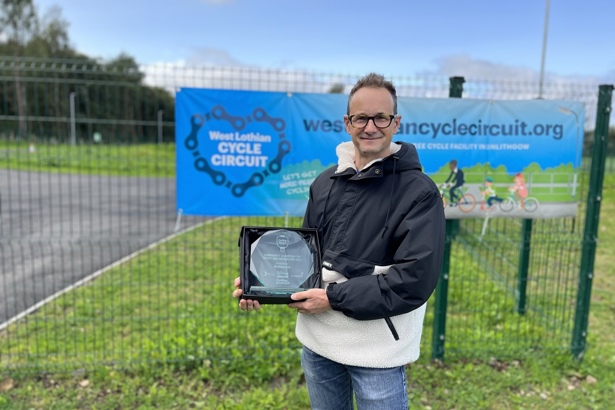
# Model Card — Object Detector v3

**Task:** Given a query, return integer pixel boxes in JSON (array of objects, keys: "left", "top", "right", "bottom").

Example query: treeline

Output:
[{"left": 0, "top": 0, "right": 174, "bottom": 143}]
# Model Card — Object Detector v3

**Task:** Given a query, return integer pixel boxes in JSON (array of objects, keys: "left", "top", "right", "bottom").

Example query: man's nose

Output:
[{"left": 364, "top": 118, "right": 379, "bottom": 131}]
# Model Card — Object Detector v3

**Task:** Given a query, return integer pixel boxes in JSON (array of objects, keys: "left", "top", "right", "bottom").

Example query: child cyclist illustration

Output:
[
  {"left": 480, "top": 176, "right": 504, "bottom": 210},
  {"left": 509, "top": 172, "right": 528, "bottom": 208}
]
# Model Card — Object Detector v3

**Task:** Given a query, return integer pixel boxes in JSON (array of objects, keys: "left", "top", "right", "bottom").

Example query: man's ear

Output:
[
  {"left": 393, "top": 115, "right": 402, "bottom": 133},
  {"left": 343, "top": 116, "right": 352, "bottom": 134}
]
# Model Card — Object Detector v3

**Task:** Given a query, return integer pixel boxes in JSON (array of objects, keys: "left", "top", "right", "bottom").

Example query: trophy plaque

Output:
[{"left": 239, "top": 226, "right": 322, "bottom": 304}]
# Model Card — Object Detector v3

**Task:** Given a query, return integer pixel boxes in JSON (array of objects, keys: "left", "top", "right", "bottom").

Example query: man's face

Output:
[{"left": 344, "top": 87, "right": 401, "bottom": 164}]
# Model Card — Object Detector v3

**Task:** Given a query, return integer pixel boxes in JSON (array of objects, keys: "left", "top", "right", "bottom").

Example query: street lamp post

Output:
[
  {"left": 558, "top": 106, "right": 582, "bottom": 196},
  {"left": 538, "top": 0, "right": 551, "bottom": 99}
]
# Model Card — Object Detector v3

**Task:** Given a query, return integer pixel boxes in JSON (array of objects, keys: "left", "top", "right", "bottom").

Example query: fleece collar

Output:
[{"left": 335, "top": 142, "right": 402, "bottom": 174}]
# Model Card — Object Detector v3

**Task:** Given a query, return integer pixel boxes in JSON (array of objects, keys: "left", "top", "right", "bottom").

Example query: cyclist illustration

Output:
[
  {"left": 443, "top": 159, "right": 465, "bottom": 206},
  {"left": 480, "top": 176, "right": 504, "bottom": 210},
  {"left": 509, "top": 172, "right": 528, "bottom": 209}
]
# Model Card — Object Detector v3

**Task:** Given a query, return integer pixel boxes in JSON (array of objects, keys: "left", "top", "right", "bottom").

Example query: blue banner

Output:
[{"left": 176, "top": 88, "right": 584, "bottom": 219}]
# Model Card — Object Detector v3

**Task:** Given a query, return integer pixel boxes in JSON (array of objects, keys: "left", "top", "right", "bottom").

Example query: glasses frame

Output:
[{"left": 347, "top": 113, "right": 397, "bottom": 129}]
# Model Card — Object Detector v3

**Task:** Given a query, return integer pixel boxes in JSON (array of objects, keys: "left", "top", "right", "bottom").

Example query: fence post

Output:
[
  {"left": 516, "top": 219, "right": 532, "bottom": 314},
  {"left": 432, "top": 76, "right": 465, "bottom": 360},
  {"left": 70, "top": 91, "right": 77, "bottom": 146},
  {"left": 448, "top": 76, "right": 464, "bottom": 240},
  {"left": 571, "top": 84, "right": 614, "bottom": 358},
  {"left": 432, "top": 221, "right": 455, "bottom": 360}
]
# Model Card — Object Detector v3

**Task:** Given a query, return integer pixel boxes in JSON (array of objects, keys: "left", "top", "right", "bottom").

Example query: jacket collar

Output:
[{"left": 335, "top": 142, "right": 402, "bottom": 174}]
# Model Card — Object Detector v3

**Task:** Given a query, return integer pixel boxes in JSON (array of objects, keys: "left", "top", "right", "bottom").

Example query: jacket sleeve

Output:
[
  {"left": 302, "top": 168, "right": 336, "bottom": 238},
  {"left": 326, "top": 188, "right": 445, "bottom": 320}
]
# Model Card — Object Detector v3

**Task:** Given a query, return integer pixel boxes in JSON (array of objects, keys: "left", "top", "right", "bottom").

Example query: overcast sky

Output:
[{"left": 34, "top": 0, "right": 614, "bottom": 83}]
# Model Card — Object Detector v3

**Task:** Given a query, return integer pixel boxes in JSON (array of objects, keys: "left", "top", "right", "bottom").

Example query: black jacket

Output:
[{"left": 303, "top": 142, "right": 445, "bottom": 321}]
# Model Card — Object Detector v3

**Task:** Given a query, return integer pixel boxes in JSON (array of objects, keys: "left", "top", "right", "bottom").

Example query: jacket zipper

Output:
[{"left": 384, "top": 317, "right": 399, "bottom": 341}]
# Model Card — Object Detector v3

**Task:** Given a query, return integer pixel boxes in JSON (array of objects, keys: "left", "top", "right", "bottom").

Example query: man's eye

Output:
[{"left": 375, "top": 115, "right": 389, "bottom": 121}]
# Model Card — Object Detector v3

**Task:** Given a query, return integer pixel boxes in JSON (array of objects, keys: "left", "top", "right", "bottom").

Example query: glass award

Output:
[{"left": 239, "top": 226, "right": 322, "bottom": 304}]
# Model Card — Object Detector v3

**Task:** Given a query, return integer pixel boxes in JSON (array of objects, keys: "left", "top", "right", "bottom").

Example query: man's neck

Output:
[{"left": 354, "top": 151, "right": 391, "bottom": 171}]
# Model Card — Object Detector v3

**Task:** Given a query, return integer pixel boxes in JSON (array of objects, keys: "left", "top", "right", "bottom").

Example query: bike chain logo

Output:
[{"left": 184, "top": 105, "right": 291, "bottom": 197}]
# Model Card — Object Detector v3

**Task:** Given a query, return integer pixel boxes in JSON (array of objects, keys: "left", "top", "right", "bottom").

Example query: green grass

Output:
[
  {"left": 0, "top": 141, "right": 175, "bottom": 177},
  {"left": 0, "top": 145, "right": 614, "bottom": 409}
]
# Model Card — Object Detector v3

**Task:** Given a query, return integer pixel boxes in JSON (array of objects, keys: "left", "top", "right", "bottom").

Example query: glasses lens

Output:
[
  {"left": 373, "top": 114, "right": 393, "bottom": 128},
  {"left": 350, "top": 115, "right": 368, "bottom": 127}
]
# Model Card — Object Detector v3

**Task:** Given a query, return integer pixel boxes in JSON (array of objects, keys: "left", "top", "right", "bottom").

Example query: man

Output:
[
  {"left": 234, "top": 73, "right": 445, "bottom": 409},
  {"left": 444, "top": 159, "right": 465, "bottom": 205}
]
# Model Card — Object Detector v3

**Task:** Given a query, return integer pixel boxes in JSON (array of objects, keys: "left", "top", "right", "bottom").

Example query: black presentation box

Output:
[{"left": 239, "top": 226, "right": 322, "bottom": 304}]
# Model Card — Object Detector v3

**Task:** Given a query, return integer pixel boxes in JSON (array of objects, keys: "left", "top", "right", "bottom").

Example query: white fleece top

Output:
[
  {"left": 296, "top": 266, "right": 427, "bottom": 368},
  {"left": 295, "top": 141, "right": 427, "bottom": 368}
]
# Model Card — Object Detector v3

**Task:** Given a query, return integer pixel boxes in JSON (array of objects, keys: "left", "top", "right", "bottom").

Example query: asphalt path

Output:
[{"left": 0, "top": 169, "right": 203, "bottom": 324}]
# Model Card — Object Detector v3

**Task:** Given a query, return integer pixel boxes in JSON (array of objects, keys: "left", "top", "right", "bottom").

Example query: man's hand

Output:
[
  {"left": 232, "top": 277, "right": 261, "bottom": 311},
  {"left": 288, "top": 288, "right": 331, "bottom": 314}
]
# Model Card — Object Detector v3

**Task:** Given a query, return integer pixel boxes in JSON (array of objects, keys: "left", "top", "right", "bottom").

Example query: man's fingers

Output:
[
  {"left": 232, "top": 288, "right": 243, "bottom": 299},
  {"left": 290, "top": 291, "right": 308, "bottom": 301},
  {"left": 238, "top": 297, "right": 261, "bottom": 311}
]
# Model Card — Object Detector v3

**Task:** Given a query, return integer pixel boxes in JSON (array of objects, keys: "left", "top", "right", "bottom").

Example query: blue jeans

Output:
[{"left": 301, "top": 346, "right": 408, "bottom": 410}]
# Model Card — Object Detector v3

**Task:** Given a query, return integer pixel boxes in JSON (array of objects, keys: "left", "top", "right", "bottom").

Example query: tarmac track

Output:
[{"left": 0, "top": 169, "right": 203, "bottom": 324}]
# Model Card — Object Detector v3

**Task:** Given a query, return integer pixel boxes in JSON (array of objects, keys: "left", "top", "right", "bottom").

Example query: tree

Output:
[
  {"left": 0, "top": 2, "right": 175, "bottom": 144},
  {"left": 1, "top": 1, "right": 76, "bottom": 137},
  {"left": 328, "top": 83, "right": 345, "bottom": 94},
  {"left": 0, "top": 0, "right": 38, "bottom": 138},
  {"left": 0, "top": 0, "right": 38, "bottom": 51},
  {"left": 1, "top": 0, "right": 37, "bottom": 129},
  {"left": 28, "top": 5, "right": 71, "bottom": 57}
]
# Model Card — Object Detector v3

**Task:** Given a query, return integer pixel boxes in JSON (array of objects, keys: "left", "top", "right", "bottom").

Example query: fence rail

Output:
[{"left": 0, "top": 57, "right": 612, "bottom": 373}]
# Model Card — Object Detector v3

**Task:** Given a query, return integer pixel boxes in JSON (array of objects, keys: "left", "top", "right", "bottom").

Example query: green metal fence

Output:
[
  {"left": 0, "top": 56, "right": 612, "bottom": 373},
  {"left": 431, "top": 78, "right": 614, "bottom": 361}
]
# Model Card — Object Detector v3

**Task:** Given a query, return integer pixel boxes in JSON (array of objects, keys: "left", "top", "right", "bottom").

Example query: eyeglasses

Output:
[{"left": 347, "top": 114, "right": 396, "bottom": 129}]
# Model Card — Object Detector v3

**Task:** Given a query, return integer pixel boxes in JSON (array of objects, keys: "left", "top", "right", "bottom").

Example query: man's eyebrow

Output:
[{"left": 349, "top": 112, "right": 389, "bottom": 116}]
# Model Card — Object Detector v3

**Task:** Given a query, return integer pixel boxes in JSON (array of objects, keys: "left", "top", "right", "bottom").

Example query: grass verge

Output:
[{"left": 0, "top": 145, "right": 613, "bottom": 409}]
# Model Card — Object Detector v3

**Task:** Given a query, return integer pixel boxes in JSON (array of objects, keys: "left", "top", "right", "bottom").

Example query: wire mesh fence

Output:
[
  {"left": 0, "top": 57, "right": 612, "bottom": 374},
  {"left": 444, "top": 218, "right": 580, "bottom": 356}
]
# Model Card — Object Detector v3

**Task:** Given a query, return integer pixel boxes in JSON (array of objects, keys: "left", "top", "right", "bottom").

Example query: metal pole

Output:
[
  {"left": 571, "top": 84, "right": 613, "bottom": 359},
  {"left": 157, "top": 109, "right": 164, "bottom": 144},
  {"left": 558, "top": 106, "right": 582, "bottom": 195},
  {"left": 448, "top": 77, "right": 465, "bottom": 239},
  {"left": 538, "top": 0, "right": 551, "bottom": 99},
  {"left": 516, "top": 219, "right": 532, "bottom": 314},
  {"left": 432, "top": 76, "right": 465, "bottom": 361},
  {"left": 432, "top": 220, "right": 454, "bottom": 360},
  {"left": 70, "top": 92, "right": 76, "bottom": 145}
]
